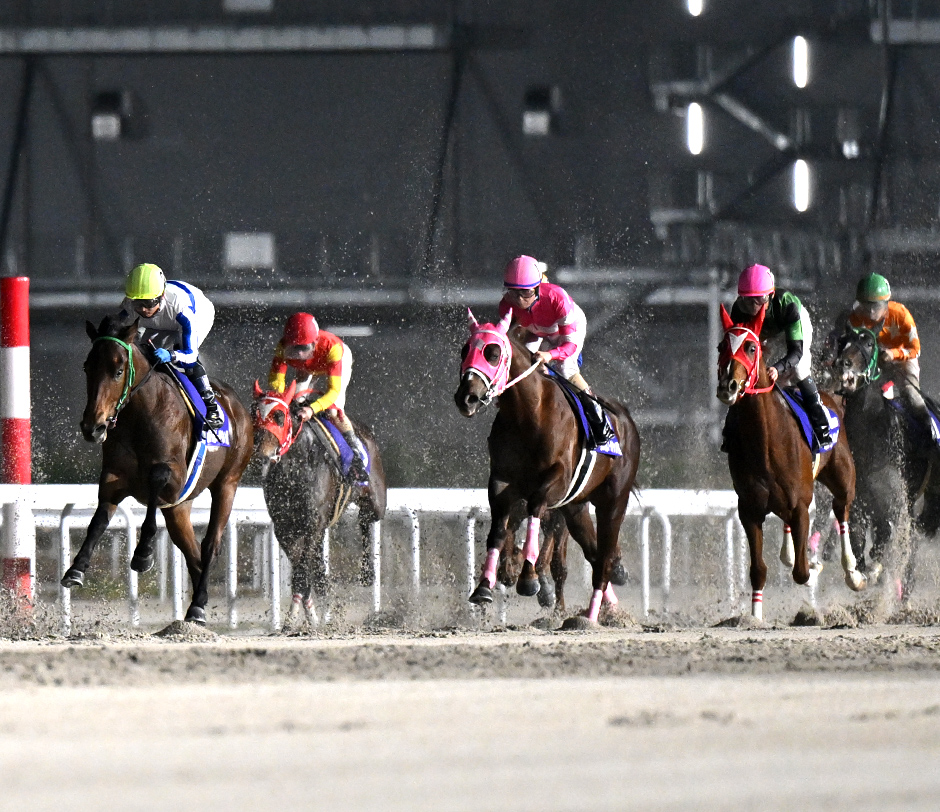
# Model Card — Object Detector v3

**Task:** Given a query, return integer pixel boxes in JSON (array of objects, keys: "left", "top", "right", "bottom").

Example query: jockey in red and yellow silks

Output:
[{"left": 268, "top": 312, "right": 368, "bottom": 477}]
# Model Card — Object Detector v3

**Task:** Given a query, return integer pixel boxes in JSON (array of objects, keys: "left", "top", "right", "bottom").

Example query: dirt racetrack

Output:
[{"left": 1, "top": 625, "right": 940, "bottom": 812}]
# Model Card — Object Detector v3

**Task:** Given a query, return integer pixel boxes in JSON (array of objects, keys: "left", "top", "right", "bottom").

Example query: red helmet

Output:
[{"left": 283, "top": 312, "right": 319, "bottom": 345}]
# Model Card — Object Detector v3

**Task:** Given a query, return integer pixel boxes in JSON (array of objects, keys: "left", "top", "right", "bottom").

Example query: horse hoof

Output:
[
  {"left": 845, "top": 571, "right": 868, "bottom": 592},
  {"left": 469, "top": 584, "right": 494, "bottom": 605},
  {"left": 60, "top": 568, "right": 85, "bottom": 589},
  {"left": 610, "top": 560, "right": 628, "bottom": 586},
  {"left": 537, "top": 581, "right": 556, "bottom": 609},
  {"left": 516, "top": 577, "right": 540, "bottom": 597},
  {"left": 185, "top": 606, "right": 207, "bottom": 626},
  {"left": 130, "top": 553, "right": 155, "bottom": 573}
]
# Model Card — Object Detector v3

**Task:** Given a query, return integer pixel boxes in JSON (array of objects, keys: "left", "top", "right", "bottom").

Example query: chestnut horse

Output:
[
  {"left": 65, "top": 316, "right": 253, "bottom": 625},
  {"left": 252, "top": 380, "right": 387, "bottom": 629},
  {"left": 716, "top": 304, "right": 865, "bottom": 620},
  {"left": 454, "top": 311, "right": 640, "bottom": 624}
]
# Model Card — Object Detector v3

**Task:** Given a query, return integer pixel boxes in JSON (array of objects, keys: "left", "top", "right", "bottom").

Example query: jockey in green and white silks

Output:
[
  {"left": 115, "top": 263, "right": 224, "bottom": 429},
  {"left": 727, "top": 263, "right": 831, "bottom": 445}
]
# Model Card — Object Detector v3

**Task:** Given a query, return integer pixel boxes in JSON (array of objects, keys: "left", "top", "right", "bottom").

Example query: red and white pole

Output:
[{"left": 1, "top": 275, "right": 33, "bottom": 601}]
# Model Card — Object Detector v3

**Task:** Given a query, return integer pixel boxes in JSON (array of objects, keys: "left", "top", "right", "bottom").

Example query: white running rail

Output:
[{"left": 0, "top": 485, "right": 746, "bottom": 632}]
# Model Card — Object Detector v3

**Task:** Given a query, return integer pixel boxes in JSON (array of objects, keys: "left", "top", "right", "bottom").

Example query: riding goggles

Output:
[
  {"left": 284, "top": 343, "right": 314, "bottom": 359},
  {"left": 131, "top": 296, "right": 162, "bottom": 312}
]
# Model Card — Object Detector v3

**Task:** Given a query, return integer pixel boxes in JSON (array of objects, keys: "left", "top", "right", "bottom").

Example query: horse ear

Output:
[
  {"left": 496, "top": 310, "right": 513, "bottom": 335},
  {"left": 119, "top": 318, "right": 139, "bottom": 343},
  {"left": 86, "top": 320, "right": 98, "bottom": 341},
  {"left": 751, "top": 303, "right": 767, "bottom": 335},
  {"left": 285, "top": 380, "right": 297, "bottom": 402},
  {"left": 253, "top": 379, "right": 263, "bottom": 398},
  {"left": 719, "top": 305, "right": 733, "bottom": 331},
  {"left": 467, "top": 308, "right": 479, "bottom": 330}
]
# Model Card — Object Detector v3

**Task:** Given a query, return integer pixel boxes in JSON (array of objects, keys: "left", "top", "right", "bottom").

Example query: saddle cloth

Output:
[
  {"left": 884, "top": 383, "right": 940, "bottom": 447},
  {"left": 545, "top": 368, "right": 622, "bottom": 458},
  {"left": 157, "top": 367, "right": 232, "bottom": 508},
  {"left": 777, "top": 386, "right": 839, "bottom": 455},
  {"left": 307, "top": 414, "right": 371, "bottom": 485}
]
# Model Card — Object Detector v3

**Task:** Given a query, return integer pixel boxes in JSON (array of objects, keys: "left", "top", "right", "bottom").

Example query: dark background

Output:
[{"left": 3, "top": 0, "right": 940, "bottom": 488}]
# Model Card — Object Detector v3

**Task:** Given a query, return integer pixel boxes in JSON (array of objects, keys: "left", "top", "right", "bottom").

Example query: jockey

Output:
[
  {"left": 498, "top": 254, "right": 614, "bottom": 447},
  {"left": 841, "top": 273, "right": 933, "bottom": 437},
  {"left": 729, "top": 263, "right": 832, "bottom": 445},
  {"left": 268, "top": 312, "right": 369, "bottom": 479},
  {"left": 116, "top": 263, "right": 224, "bottom": 429}
]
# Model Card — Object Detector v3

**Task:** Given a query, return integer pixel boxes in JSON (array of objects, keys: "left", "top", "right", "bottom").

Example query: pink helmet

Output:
[
  {"left": 737, "top": 264, "right": 775, "bottom": 297},
  {"left": 503, "top": 255, "right": 543, "bottom": 289}
]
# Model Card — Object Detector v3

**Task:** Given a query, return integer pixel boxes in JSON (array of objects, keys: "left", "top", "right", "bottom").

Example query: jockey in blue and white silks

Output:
[{"left": 115, "top": 263, "right": 223, "bottom": 428}]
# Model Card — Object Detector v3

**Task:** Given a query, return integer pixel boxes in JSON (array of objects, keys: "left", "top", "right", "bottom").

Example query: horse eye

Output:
[
  {"left": 274, "top": 411, "right": 284, "bottom": 426},
  {"left": 483, "top": 344, "right": 501, "bottom": 365},
  {"left": 113, "top": 367, "right": 124, "bottom": 380},
  {"left": 460, "top": 344, "right": 469, "bottom": 361},
  {"left": 745, "top": 342, "right": 756, "bottom": 355}
]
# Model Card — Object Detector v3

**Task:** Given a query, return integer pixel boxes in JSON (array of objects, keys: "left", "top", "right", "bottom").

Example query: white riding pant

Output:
[{"left": 777, "top": 308, "right": 813, "bottom": 385}]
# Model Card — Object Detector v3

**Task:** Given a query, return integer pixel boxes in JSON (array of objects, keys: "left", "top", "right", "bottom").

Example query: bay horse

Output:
[
  {"left": 252, "top": 380, "right": 387, "bottom": 629},
  {"left": 454, "top": 310, "right": 640, "bottom": 625},
  {"left": 65, "top": 315, "right": 254, "bottom": 625},
  {"left": 716, "top": 304, "right": 865, "bottom": 620},
  {"left": 834, "top": 325, "right": 940, "bottom": 595}
]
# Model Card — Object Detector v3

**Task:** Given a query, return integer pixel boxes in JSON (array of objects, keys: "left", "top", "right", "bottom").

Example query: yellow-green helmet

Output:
[
  {"left": 856, "top": 273, "right": 891, "bottom": 302},
  {"left": 125, "top": 263, "right": 166, "bottom": 300}
]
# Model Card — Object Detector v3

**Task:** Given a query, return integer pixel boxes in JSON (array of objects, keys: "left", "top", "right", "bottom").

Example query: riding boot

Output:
[
  {"left": 578, "top": 390, "right": 614, "bottom": 447},
  {"left": 191, "top": 373, "right": 224, "bottom": 430},
  {"left": 798, "top": 376, "right": 831, "bottom": 445},
  {"left": 342, "top": 430, "right": 369, "bottom": 481}
]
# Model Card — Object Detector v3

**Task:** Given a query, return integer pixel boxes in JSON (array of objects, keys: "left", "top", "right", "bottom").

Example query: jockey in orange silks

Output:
[
  {"left": 268, "top": 312, "right": 368, "bottom": 478},
  {"left": 498, "top": 255, "right": 614, "bottom": 448}
]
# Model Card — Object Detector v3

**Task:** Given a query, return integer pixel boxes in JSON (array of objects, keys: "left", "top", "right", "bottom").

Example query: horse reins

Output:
[
  {"left": 92, "top": 336, "right": 157, "bottom": 426},
  {"left": 726, "top": 326, "right": 775, "bottom": 395}
]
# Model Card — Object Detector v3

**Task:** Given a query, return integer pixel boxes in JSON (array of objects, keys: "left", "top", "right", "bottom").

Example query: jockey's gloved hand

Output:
[{"left": 153, "top": 347, "right": 172, "bottom": 364}]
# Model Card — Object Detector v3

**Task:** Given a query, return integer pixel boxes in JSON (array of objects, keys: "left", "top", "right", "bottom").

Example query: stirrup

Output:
[{"left": 204, "top": 403, "right": 224, "bottom": 429}]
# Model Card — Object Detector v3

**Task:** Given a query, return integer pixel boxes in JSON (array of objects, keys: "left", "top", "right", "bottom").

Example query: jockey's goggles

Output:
[
  {"left": 739, "top": 294, "right": 769, "bottom": 314},
  {"left": 284, "top": 343, "right": 314, "bottom": 359},
  {"left": 859, "top": 301, "right": 888, "bottom": 320},
  {"left": 505, "top": 286, "right": 538, "bottom": 300},
  {"left": 131, "top": 296, "right": 162, "bottom": 312}
]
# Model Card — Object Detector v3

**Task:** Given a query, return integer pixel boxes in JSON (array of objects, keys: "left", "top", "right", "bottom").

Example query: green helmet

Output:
[
  {"left": 125, "top": 263, "right": 166, "bottom": 300},
  {"left": 856, "top": 273, "right": 891, "bottom": 303}
]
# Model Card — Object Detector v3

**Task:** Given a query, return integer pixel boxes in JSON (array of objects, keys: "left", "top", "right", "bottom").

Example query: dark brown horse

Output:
[
  {"left": 252, "top": 381, "right": 387, "bottom": 629},
  {"left": 454, "top": 311, "right": 640, "bottom": 625},
  {"left": 64, "top": 315, "right": 254, "bottom": 625},
  {"left": 716, "top": 304, "right": 864, "bottom": 620}
]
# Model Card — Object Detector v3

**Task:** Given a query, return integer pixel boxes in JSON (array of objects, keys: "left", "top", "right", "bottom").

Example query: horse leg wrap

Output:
[
  {"left": 780, "top": 525, "right": 795, "bottom": 568},
  {"left": 586, "top": 588, "right": 603, "bottom": 622},
  {"left": 482, "top": 548, "right": 500, "bottom": 588},
  {"left": 602, "top": 583, "right": 618, "bottom": 606},
  {"left": 751, "top": 590, "right": 763, "bottom": 621},
  {"left": 523, "top": 517, "right": 541, "bottom": 565}
]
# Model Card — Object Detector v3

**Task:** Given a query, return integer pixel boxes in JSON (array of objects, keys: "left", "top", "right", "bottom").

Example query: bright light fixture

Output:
[
  {"left": 793, "top": 36, "right": 809, "bottom": 88},
  {"left": 687, "top": 102, "right": 704, "bottom": 155},
  {"left": 793, "top": 159, "right": 810, "bottom": 212},
  {"left": 687, "top": 0, "right": 704, "bottom": 17}
]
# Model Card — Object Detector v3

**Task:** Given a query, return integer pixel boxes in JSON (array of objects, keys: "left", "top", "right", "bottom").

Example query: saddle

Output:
[
  {"left": 777, "top": 386, "right": 839, "bottom": 456},
  {"left": 155, "top": 367, "right": 232, "bottom": 508},
  {"left": 545, "top": 369, "right": 622, "bottom": 458},
  {"left": 306, "top": 413, "right": 371, "bottom": 486}
]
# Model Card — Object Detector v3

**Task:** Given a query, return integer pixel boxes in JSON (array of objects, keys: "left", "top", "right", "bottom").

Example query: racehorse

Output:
[
  {"left": 65, "top": 315, "right": 254, "bottom": 625},
  {"left": 252, "top": 380, "right": 387, "bottom": 628},
  {"left": 454, "top": 311, "right": 640, "bottom": 625},
  {"left": 716, "top": 304, "right": 865, "bottom": 620},
  {"left": 834, "top": 325, "right": 940, "bottom": 595}
]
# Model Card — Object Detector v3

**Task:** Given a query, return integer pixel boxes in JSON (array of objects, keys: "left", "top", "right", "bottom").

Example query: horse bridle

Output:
[
  {"left": 837, "top": 326, "right": 881, "bottom": 390},
  {"left": 91, "top": 336, "right": 156, "bottom": 427},
  {"left": 721, "top": 325, "right": 775, "bottom": 396},
  {"left": 461, "top": 328, "right": 540, "bottom": 407}
]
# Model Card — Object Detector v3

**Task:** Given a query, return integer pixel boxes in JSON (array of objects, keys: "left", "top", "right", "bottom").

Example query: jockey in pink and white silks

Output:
[{"left": 498, "top": 255, "right": 615, "bottom": 448}]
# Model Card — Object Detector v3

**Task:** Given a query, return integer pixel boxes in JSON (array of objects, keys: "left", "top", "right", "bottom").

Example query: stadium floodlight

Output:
[
  {"left": 793, "top": 159, "right": 810, "bottom": 212},
  {"left": 687, "top": 0, "right": 704, "bottom": 17},
  {"left": 687, "top": 102, "right": 704, "bottom": 155},
  {"left": 793, "top": 36, "right": 809, "bottom": 88}
]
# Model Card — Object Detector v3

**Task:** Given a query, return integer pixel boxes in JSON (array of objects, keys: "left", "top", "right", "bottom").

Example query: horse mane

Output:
[{"left": 94, "top": 314, "right": 140, "bottom": 345}]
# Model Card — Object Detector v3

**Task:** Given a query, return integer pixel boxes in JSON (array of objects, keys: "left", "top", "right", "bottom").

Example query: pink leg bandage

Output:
[
  {"left": 482, "top": 548, "right": 500, "bottom": 588},
  {"left": 602, "top": 583, "right": 618, "bottom": 605},
  {"left": 523, "top": 517, "right": 541, "bottom": 564},
  {"left": 808, "top": 532, "right": 821, "bottom": 554},
  {"left": 586, "top": 588, "right": 603, "bottom": 622}
]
